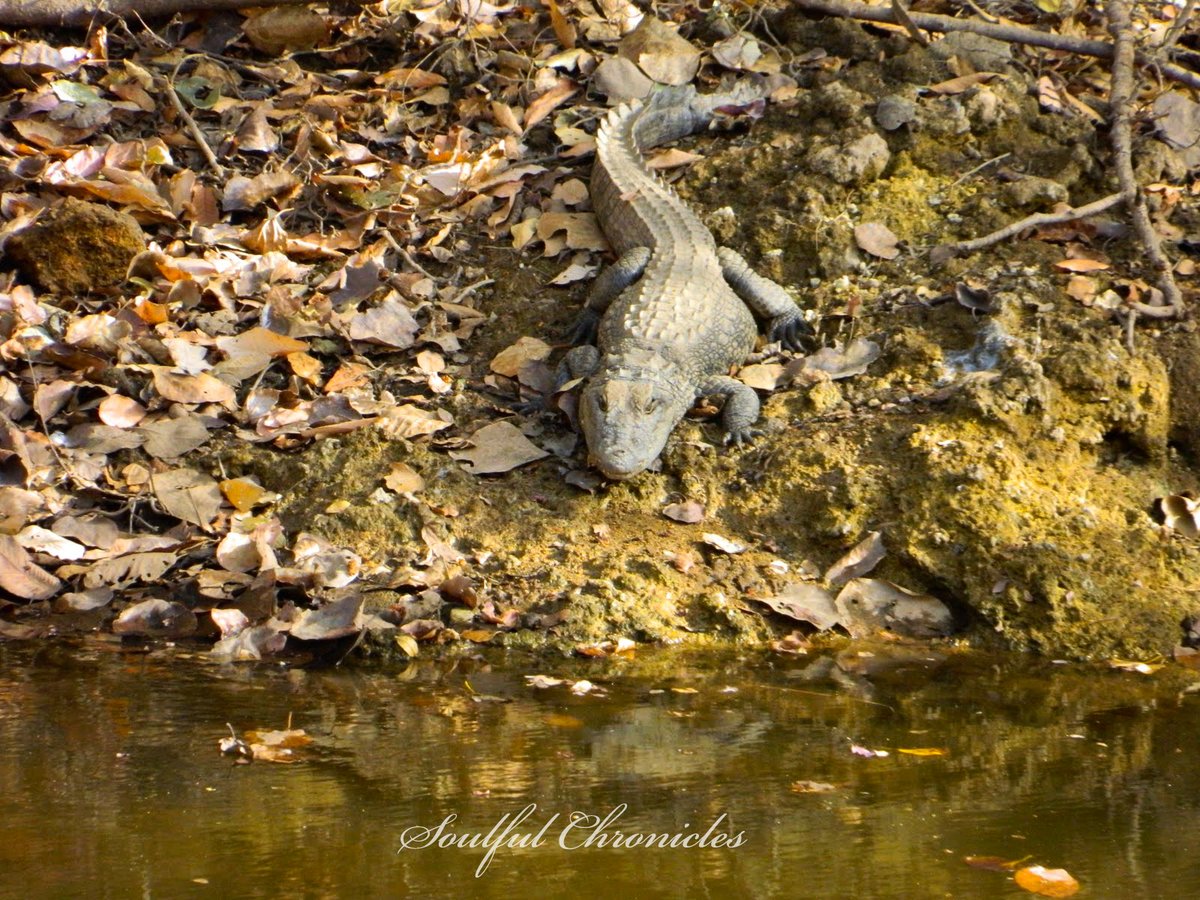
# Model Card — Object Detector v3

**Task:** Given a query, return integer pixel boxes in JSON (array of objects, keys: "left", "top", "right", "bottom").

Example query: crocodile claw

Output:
[
  {"left": 569, "top": 309, "right": 601, "bottom": 346},
  {"left": 768, "top": 312, "right": 812, "bottom": 352},
  {"left": 723, "top": 427, "right": 761, "bottom": 447}
]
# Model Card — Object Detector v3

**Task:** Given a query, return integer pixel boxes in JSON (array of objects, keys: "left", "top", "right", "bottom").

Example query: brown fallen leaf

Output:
[
  {"left": 0, "top": 533, "right": 62, "bottom": 600},
  {"left": 151, "top": 468, "right": 223, "bottom": 529},
  {"left": 1054, "top": 258, "right": 1110, "bottom": 273},
  {"left": 150, "top": 368, "right": 236, "bottom": 407},
  {"left": 825, "top": 531, "right": 886, "bottom": 585},
  {"left": 854, "top": 222, "right": 900, "bottom": 259},
  {"left": 662, "top": 500, "right": 705, "bottom": 523},
  {"left": 490, "top": 336, "right": 553, "bottom": 377},
  {"left": 1013, "top": 865, "right": 1080, "bottom": 898},
  {"left": 754, "top": 583, "right": 841, "bottom": 631},
  {"left": 112, "top": 598, "right": 198, "bottom": 638},
  {"left": 384, "top": 461, "right": 425, "bottom": 494},
  {"left": 450, "top": 421, "right": 549, "bottom": 475},
  {"left": 289, "top": 594, "right": 364, "bottom": 641},
  {"left": 924, "top": 72, "right": 1001, "bottom": 95}
]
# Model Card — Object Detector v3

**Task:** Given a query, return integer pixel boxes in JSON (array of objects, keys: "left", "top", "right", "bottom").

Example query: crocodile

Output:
[{"left": 560, "top": 83, "right": 810, "bottom": 480}]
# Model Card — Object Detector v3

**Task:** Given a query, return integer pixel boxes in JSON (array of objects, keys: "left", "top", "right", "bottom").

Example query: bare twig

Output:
[
  {"left": 950, "top": 152, "right": 1010, "bottom": 186},
  {"left": 946, "top": 193, "right": 1126, "bottom": 255},
  {"left": 961, "top": 0, "right": 999, "bottom": 25},
  {"left": 788, "top": 0, "right": 1200, "bottom": 90},
  {"left": 1106, "top": 0, "right": 1185, "bottom": 317},
  {"left": 165, "top": 63, "right": 226, "bottom": 179},
  {"left": 1161, "top": 0, "right": 1196, "bottom": 51}
]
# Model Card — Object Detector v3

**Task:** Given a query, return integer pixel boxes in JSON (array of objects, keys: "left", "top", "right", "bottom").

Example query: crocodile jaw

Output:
[{"left": 580, "top": 376, "right": 684, "bottom": 480}]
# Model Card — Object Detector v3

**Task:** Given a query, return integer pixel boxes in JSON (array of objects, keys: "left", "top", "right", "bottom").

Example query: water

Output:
[{"left": 1, "top": 640, "right": 1197, "bottom": 899}]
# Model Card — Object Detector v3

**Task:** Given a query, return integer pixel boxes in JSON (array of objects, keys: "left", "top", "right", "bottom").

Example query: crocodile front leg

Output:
[
  {"left": 700, "top": 374, "right": 761, "bottom": 446},
  {"left": 717, "top": 246, "right": 810, "bottom": 351},
  {"left": 571, "top": 246, "right": 652, "bottom": 344},
  {"left": 555, "top": 344, "right": 600, "bottom": 390}
]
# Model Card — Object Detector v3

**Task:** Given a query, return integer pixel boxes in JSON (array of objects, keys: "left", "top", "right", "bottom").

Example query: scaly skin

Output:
[{"left": 566, "top": 85, "right": 809, "bottom": 480}]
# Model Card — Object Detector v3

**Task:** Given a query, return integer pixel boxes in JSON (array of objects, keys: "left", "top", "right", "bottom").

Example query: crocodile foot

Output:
[{"left": 768, "top": 310, "right": 813, "bottom": 352}]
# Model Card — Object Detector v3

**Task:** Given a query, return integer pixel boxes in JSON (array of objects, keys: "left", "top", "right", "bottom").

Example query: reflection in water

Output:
[{"left": 0, "top": 642, "right": 1198, "bottom": 899}]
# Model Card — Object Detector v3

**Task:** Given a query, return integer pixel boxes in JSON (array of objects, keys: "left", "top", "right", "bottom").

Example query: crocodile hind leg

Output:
[
  {"left": 570, "top": 246, "right": 652, "bottom": 344},
  {"left": 717, "top": 246, "right": 811, "bottom": 351},
  {"left": 700, "top": 374, "right": 761, "bottom": 446}
]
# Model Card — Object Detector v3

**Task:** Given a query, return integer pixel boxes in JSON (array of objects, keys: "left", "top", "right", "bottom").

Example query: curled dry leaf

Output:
[
  {"left": 97, "top": 394, "right": 146, "bottom": 428},
  {"left": 825, "top": 531, "right": 886, "bottom": 585},
  {"left": 738, "top": 363, "right": 784, "bottom": 391},
  {"left": 794, "top": 338, "right": 880, "bottom": 381},
  {"left": 618, "top": 16, "right": 701, "bottom": 86},
  {"left": 0, "top": 534, "right": 62, "bottom": 600},
  {"left": 1157, "top": 494, "right": 1200, "bottom": 537},
  {"left": 701, "top": 532, "right": 745, "bottom": 554}
]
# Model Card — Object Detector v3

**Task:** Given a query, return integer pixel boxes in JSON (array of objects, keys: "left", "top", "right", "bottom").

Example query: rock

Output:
[
  {"left": 874, "top": 95, "right": 917, "bottom": 131},
  {"left": 810, "top": 133, "right": 890, "bottom": 185},
  {"left": 929, "top": 32, "right": 1014, "bottom": 73},
  {"left": 1002, "top": 175, "right": 1069, "bottom": 210},
  {"left": 6, "top": 197, "right": 145, "bottom": 293}
]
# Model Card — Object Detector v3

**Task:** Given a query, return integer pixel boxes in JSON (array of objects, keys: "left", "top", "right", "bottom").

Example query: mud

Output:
[{"left": 218, "top": 16, "right": 1200, "bottom": 660}]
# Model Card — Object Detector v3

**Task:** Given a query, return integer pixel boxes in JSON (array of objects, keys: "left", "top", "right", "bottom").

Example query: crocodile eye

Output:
[
  {"left": 644, "top": 398, "right": 660, "bottom": 414},
  {"left": 598, "top": 394, "right": 609, "bottom": 413}
]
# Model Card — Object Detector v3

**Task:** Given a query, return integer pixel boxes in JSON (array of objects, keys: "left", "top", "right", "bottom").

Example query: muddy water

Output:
[{"left": 1, "top": 642, "right": 1197, "bottom": 899}]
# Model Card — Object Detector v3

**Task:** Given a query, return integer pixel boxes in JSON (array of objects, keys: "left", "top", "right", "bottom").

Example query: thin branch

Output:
[
  {"left": 788, "top": 0, "right": 1200, "bottom": 90},
  {"left": 165, "top": 63, "right": 225, "bottom": 179},
  {"left": 1106, "top": 0, "right": 1185, "bottom": 316},
  {"left": 1161, "top": 0, "right": 1196, "bottom": 51},
  {"left": 946, "top": 192, "right": 1126, "bottom": 255}
]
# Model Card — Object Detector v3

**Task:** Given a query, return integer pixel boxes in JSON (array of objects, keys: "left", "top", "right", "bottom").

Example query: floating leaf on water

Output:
[
  {"left": 790, "top": 780, "right": 838, "bottom": 794},
  {"left": 897, "top": 747, "right": 949, "bottom": 757},
  {"left": 526, "top": 674, "right": 566, "bottom": 689},
  {"left": 850, "top": 743, "right": 889, "bottom": 758},
  {"left": 1107, "top": 658, "right": 1164, "bottom": 675},
  {"left": 825, "top": 531, "right": 886, "bottom": 585},
  {"left": 1013, "top": 865, "right": 1080, "bottom": 898},
  {"left": 964, "top": 855, "right": 1027, "bottom": 872}
]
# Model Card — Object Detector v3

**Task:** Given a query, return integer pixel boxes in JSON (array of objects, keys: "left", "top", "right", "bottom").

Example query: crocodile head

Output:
[{"left": 579, "top": 374, "right": 688, "bottom": 480}]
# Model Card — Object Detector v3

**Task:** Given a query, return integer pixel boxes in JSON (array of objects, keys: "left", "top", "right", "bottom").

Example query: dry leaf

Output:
[
  {"left": 701, "top": 532, "right": 745, "bottom": 554},
  {"left": 450, "top": 421, "right": 549, "bottom": 474},
  {"left": 490, "top": 336, "right": 553, "bottom": 377},
  {"left": 663, "top": 500, "right": 705, "bottom": 523},
  {"left": 1014, "top": 866, "right": 1080, "bottom": 898},
  {"left": 0, "top": 534, "right": 63, "bottom": 600},
  {"left": 384, "top": 462, "right": 425, "bottom": 493},
  {"left": 151, "top": 468, "right": 223, "bottom": 529},
  {"left": 825, "top": 531, "right": 886, "bottom": 585},
  {"left": 854, "top": 222, "right": 900, "bottom": 259},
  {"left": 1054, "top": 258, "right": 1110, "bottom": 273}
]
